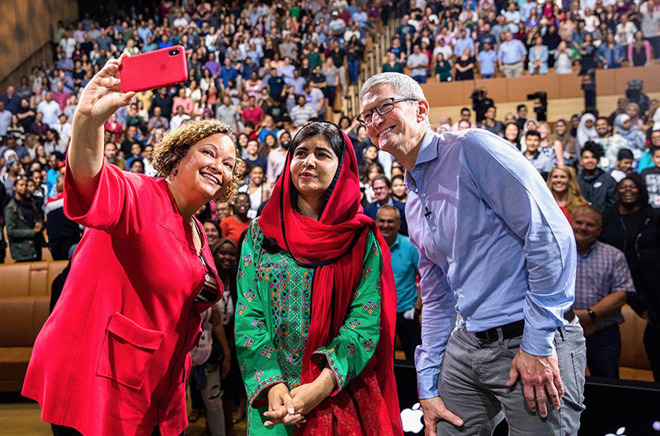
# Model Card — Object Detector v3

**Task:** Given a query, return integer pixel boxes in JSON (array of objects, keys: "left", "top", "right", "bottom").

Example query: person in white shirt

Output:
[
  {"left": 170, "top": 105, "right": 191, "bottom": 130},
  {"left": 52, "top": 113, "right": 72, "bottom": 152},
  {"left": 37, "top": 92, "right": 62, "bottom": 127}
]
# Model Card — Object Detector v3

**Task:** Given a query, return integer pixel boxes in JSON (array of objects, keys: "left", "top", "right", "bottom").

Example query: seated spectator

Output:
[
  {"left": 522, "top": 130, "right": 553, "bottom": 178},
  {"left": 578, "top": 141, "right": 618, "bottom": 212},
  {"left": 572, "top": 204, "right": 634, "bottom": 379},
  {"left": 610, "top": 148, "right": 635, "bottom": 183},
  {"left": 547, "top": 165, "right": 587, "bottom": 222},
  {"left": 528, "top": 35, "right": 549, "bottom": 75}
]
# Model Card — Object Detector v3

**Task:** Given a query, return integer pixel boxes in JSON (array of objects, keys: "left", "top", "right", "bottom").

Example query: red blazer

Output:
[{"left": 22, "top": 162, "right": 221, "bottom": 436}]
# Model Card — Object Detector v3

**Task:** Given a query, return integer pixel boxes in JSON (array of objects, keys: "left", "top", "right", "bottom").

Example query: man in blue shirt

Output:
[
  {"left": 359, "top": 72, "right": 585, "bottom": 434},
  {"left": 498, "top": 31, "right": 527, "bottom": 77},
  {"left": 476, "top": 42, "right": 498, "bottom": 79},
  {"left": 377, "top": 205, "right": 421, "bottom": 361}
]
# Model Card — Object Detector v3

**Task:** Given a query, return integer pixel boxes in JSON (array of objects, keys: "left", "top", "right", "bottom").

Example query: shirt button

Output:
[
  {"left": 448, "top": 257, "right": 453, "bottom": 263},
  {"left": 431, "top": 225, "right": 437, "bottom": 231},
  {"left": 415, "top": 189, "right": 419, "bottom": 193},
  {"left": 466, "top": 316, "right": 471, "bottom": 321},
  {"left": 422, "top": 193, "right": 426, "bottom": 198},
  {"left": 459, "top": 288, "right": 464, "bottom": 294}
]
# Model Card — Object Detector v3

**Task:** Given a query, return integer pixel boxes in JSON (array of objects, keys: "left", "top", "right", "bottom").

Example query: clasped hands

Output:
[{"left": 263, "top": 368, "right": 337, "bottom": 428}]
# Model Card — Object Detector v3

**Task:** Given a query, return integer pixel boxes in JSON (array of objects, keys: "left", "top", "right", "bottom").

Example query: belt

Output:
[{"left": 474, "top": 308, "right": 575, "bottom": 344}]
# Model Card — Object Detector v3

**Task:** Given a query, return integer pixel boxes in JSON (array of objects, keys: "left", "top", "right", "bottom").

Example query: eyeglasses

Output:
[{"left": 357, "top": 97, "right": 417, "bottom": 126}]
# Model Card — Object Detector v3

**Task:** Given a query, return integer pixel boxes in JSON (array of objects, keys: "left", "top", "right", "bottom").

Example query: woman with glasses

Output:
[{"left": 235, "top": 122, "right": 403, "bottom": 435}]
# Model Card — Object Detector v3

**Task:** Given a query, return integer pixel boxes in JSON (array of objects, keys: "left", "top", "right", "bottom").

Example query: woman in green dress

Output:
[{"left": 235, "top": 122, "right": 403, "bottom": 435}]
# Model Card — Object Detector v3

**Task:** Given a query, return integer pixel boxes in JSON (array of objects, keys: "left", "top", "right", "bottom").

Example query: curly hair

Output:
[{"left": 152, "top": 119, "right": 241, "bottom": 202}]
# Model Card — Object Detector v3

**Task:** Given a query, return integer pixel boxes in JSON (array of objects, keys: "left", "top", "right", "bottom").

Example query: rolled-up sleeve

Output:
[
  {"left": 411, "top": 236, "right": 457, "bottom": 399},
  {"left": 463, "top": 131, "right": 576, "bottom": 357}
]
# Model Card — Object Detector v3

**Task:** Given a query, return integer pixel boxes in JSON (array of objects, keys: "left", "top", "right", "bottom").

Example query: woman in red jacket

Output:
[{"left": 22, "top": 56, "right": 240, "bottom": 435}]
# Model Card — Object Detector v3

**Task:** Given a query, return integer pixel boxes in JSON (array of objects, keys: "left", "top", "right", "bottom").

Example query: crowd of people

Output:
[
  {"left": 383, "top": 0, "right": 660, "bottom": 82},
  {"left": 0, "top": 0, "right": 659, "bottom": 435}
]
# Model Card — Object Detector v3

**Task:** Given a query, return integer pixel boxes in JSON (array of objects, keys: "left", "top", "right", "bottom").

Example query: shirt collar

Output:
[
  {"left": 390, "top": 233, "right": 402, "bottom": 249},
  {"left": 404, "top": 129, "right": 436, "bottom": 189}
]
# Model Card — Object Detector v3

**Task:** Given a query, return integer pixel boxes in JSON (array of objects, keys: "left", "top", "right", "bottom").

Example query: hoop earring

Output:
[{"left": 172, "top": 167, "right": 178, "bottom": 176}]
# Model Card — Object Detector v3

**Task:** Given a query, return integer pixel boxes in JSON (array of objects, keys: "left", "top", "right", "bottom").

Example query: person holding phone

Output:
[{"left": 22, "top": 55, "right": 241, "bottom": 436}]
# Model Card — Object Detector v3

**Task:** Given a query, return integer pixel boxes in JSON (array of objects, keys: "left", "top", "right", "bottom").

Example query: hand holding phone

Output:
[{"left": 119, "top": 45, "right": 188, "bottom": 93}]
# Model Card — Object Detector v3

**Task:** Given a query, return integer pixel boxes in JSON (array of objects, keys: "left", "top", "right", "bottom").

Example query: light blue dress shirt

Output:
[{"left": 406, "top": 129, "right": 576, "bottom": 399}]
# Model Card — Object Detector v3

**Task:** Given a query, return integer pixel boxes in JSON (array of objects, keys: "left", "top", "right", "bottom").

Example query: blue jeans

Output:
[
  {"left": 413, "top": 75, "right": 427, "bottom": 84},
  {"left": 481, "top": 73, "right": 494, "bottom": 79},
  {"left": 586, "top": 324, "right": 621, "bottom": 379},
  {"left": 348, "top": 59, "right": 359, "bottom": 84}
]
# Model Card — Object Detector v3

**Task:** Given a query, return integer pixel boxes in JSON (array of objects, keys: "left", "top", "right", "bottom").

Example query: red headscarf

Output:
[{"left": 258, "top": 123, "right": 402, "bottom": 435}]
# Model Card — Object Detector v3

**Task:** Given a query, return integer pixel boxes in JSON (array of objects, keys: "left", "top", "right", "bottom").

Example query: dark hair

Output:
[
  {"left": 617, "top": 148, "right": 634, "bottom": 160},
  {"left": 525, "top": 130, "right": 541, "bottom": 139},
  {"left": 372, "top": 174, "right": 392, "bottom": 189},
  {"left": 517, "top": 104, "right": 527, "bottom": 112},
  {"left": 289, "top": 121, "right": 346, "bottom": 216},
  {"left": 581, "top": 141, "right": 604, "bottom": 159},
  {"left": 618, "top": 173, "right": 649, "bottom": 208},
  {"left": 290, "top": 122, "right": 344, "bottom": 160},
  {"left": 392, "top": 174, "right": 405, "bottom": 183},
  {"left": 596, "top": 116, "right": 610, "bottom": 126}
]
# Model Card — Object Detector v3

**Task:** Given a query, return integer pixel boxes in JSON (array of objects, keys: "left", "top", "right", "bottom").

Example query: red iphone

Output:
[{"left": 119, "top": 45, "right": 188, "bottom": 93}]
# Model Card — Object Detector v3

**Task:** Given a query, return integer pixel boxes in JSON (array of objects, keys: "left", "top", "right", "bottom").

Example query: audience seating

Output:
[{"left": 0, "top": 261, "right": 67, "bottom": 392}]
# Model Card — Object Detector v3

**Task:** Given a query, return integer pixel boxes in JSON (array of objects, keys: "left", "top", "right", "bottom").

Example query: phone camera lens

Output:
[{"left": 169, "top": 49, "right": 180, "bottom": 56}]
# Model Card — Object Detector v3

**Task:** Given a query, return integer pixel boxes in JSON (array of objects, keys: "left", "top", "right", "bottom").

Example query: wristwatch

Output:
[{"left": 587, "top": 308, "right": 597, "bottom": 321}]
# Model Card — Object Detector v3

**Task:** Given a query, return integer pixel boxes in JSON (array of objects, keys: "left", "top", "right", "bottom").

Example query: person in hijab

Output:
[
  {"left": 235, "top": 121, "right": 403, "bottom": 435},
  {"left": 576, "top": 113, "right": 598, "bottom": 158},
  {"left": 614, "top": 113, "right": 646, "bottom": 156}
]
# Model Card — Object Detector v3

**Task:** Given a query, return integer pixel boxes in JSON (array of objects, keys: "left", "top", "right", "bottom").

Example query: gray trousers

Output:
[{"left": 436, "top": 317, "right": 586, "bottom": 435}]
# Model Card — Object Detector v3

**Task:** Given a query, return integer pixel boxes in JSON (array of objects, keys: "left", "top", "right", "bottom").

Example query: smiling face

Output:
[
  {"left": 617, "top": 178, "right": 639, "bottom": 205},
  {"left": 203, "top": 222, "right": 220, "bottom": 246},
  {"left": 214, "top": 241, "right": 238, "bottom": 271},
  {"left": 550, "top": 168, "right": 569, "bottom": 194},
  {"left": 392, "top": 177, "right": 406, "bottom": 199},
  {"left": 572, "top": 209, "right": 602, "bottom": 248},
  {"left": 361, "top": 84, "right": 427, "bottom": 157},
  {"left": 580, "top": 150, "right": 598, "bottom": 172},
  {"left": 290, "top": 134, "right": 339, "bottom": 202},
  {"left": 174, "top": 133, "right": 236, "bottom": 203}
]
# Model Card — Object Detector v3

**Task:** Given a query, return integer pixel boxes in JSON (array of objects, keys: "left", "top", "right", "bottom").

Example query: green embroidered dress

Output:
[{"left": 235, "top": 221, "right": 383, "bottom": 435}]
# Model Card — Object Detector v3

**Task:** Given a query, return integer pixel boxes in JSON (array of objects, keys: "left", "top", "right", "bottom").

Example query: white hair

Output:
[
  {"left": 359, "top": 73, "right": 430, "bottom": 127},
  {"left": 359, "top": 72, "right": 426, "bottom": 101}
]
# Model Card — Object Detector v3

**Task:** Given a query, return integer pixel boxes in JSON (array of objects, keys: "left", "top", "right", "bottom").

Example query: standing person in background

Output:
[
  {"left": 359, "top": 72, "right": 585, "bottom": 435},
  {"left": 610, "top": 148, "right": 635, "bottom": 183},
  {"left": 376, "top": 205, "right": 421, "bottom": 361},
  {"left": 5, "top": 177, "right": 45, "bottom": 262},
  {"left": 220, "top": 192, "right": 252, "bottom": 246}
]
